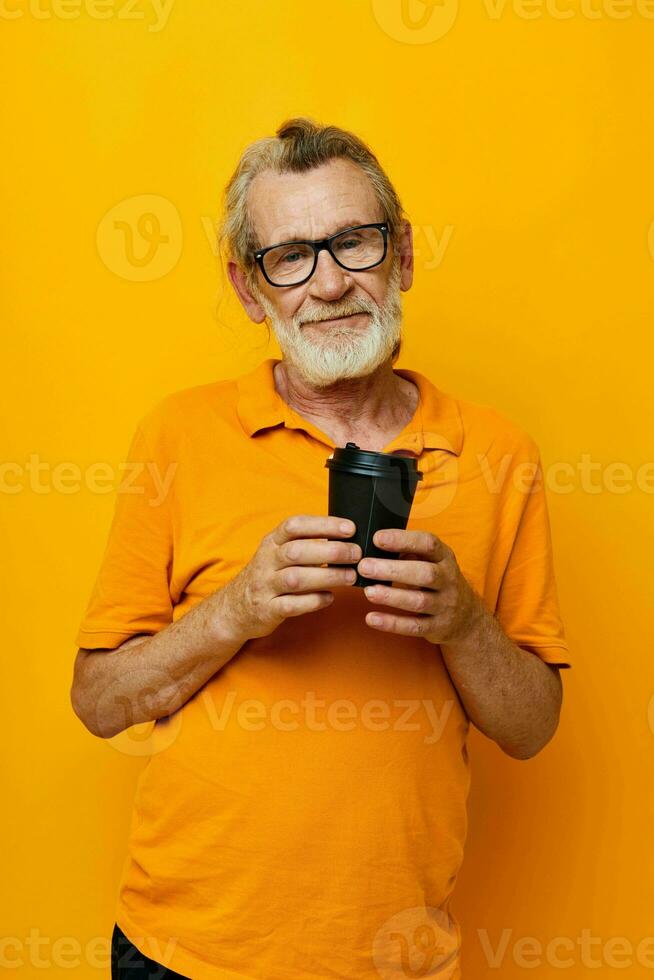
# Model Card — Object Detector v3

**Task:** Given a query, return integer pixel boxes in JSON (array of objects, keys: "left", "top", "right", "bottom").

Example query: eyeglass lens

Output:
[{"left": 262, "top": 226, "right": 385, "bottom": 285}]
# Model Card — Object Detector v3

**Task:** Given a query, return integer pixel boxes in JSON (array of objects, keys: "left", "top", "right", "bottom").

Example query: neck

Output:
[{"left": 273, "top": 358, "right": 418, "bottom": 448}]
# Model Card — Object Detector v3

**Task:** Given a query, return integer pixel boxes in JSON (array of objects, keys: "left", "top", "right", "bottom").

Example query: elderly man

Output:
[{"left": 72, "top": 117, "right": 571, "bottom": 980}]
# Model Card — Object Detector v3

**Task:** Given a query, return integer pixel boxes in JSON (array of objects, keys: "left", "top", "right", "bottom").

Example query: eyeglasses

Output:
[{"left": 253, "top": 222, "right": 389, "bottom": 288}]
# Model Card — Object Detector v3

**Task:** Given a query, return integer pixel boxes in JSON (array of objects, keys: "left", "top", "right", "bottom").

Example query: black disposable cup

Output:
[{"left": 325, "top": 441, "right": 423, "bottom": 587}]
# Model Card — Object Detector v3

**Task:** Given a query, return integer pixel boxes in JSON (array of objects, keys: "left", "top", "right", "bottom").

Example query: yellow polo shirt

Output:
[{"left": 76, "top": 357, "right": 571, "bottom": 980}]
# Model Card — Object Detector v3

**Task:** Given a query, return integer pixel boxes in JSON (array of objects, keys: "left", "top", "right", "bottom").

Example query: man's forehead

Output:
[{"left": 248, "top": 161, "right": 382, "bottom": 245}]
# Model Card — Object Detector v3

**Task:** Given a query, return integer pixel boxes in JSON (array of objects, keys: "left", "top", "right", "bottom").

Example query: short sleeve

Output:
[
  {"left": 494, "top": 448, "right": 571, "bottom": 668},
  {"left": 75, "top": 418, "right": 175, "bottom": 650}
]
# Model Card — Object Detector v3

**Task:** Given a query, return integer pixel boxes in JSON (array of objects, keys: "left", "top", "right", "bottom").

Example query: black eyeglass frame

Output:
[{"left": 253, "top": 222, "right": 390, "bottom": 287}]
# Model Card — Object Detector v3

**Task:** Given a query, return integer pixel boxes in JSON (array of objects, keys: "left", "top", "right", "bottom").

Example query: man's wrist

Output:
[
  {"left": 207, "top": 586, "right": 251, "bottom": 650},
  {"left": 437, "top": 587, "right": 489, "bottom": 653}
]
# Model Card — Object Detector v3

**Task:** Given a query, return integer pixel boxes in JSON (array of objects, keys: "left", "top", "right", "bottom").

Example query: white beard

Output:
[{"left": 253, "top": 258, "right": 403, "bottom": 388}]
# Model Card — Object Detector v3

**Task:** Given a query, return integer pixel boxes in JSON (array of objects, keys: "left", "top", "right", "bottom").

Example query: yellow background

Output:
[{"left": 1, "top": 1, "right": 653, "bottom": 976}]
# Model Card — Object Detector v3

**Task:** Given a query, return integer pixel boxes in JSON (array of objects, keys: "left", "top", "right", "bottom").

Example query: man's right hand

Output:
[{"left": 221, "top": 515, "right": 362, "bottom": 642}]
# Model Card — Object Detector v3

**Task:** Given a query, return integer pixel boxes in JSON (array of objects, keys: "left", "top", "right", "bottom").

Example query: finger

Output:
[
  {"left": 272, "top": 591, "right": 337, "bottom": 618},
  {"left": 372, "top": 529, "right": 449, "bottom": 562},
  {"left": 277, "top": 538, "right": 362, "bottom": 570},
  {"left": 272, "top": 515, "right": 356, "bottom": 547},
  {"left": 357, "top": 557, "right": 442, "bottom": 590},
  {"left": 364, "top": 610, "right": 434, "bottom": 636},
  {"left": 397, "top": 552, "right": 425, "bottom": 588},
  {"left": 363, "top": 584, "right": 438, "bottom": 614},
  {"left": 274, "top": 564, "right": 357, "bottom": 595}
]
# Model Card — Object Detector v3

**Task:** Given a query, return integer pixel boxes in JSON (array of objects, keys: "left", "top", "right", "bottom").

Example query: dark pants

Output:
[{"left": 111, "top": 923, "right": 189, "bottom": 979}]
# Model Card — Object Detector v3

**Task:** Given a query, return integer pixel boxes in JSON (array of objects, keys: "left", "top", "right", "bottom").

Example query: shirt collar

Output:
[{"left": 236, "top": 357, "right": 463, "bottom": 456}]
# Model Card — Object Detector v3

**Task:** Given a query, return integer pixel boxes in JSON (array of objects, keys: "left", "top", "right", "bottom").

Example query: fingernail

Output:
[{"left": 340, "top": 521, "right": 354, "bottom": 533}]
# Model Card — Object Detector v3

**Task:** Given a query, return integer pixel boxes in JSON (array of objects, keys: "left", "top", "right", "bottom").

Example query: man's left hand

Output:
[{"left": 357, "top": 529, "right": 484, "bottom": 643}]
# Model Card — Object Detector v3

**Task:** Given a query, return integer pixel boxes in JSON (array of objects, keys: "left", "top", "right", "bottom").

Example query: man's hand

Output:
[
  {"left": 357, "top": 528, "right": 484, "bottom": 643},
  {"left": 221, "top": 514, "right": 362, "bottom": 642}
]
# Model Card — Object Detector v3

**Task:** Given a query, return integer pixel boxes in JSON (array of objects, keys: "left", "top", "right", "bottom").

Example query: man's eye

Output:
[
  {"left": 282, "top": 251, "right": 302, "bottom": 264},
  {"left": 338, "top": 238, "right": 361, "bottom": 250}
]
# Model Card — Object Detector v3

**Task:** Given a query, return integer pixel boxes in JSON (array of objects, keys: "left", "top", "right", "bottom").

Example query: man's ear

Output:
[
  {"left": 397, "top": 220, "right": 414, "bottom": 292},
  {"left": 227, "top": 260, "right": 267, "bottom": 323}
]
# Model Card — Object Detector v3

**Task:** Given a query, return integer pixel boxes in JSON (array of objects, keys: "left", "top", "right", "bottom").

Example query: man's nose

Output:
[{"left": 307, "top": 249, "right": 352, "bottom": 301}]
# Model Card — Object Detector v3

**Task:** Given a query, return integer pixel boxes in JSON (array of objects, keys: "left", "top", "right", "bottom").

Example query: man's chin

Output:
[{"left": 295, "top": 345, "right": 395, "bottom": 384}]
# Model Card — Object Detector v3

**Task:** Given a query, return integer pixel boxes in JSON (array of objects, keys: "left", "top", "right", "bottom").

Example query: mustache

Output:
[{"left": 295, "top": 303, "right": 374, "bottom": 326}]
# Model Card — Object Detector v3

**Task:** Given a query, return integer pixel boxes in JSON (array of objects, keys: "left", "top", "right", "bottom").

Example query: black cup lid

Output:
[{"left": 325, "top": 442, "right": 423, "bottom": 481}]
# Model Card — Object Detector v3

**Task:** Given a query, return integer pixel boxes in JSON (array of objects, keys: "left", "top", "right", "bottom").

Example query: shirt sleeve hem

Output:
[
  {"left": 75, "top": 628, "right": 153, "bottom": 650},
  {"left": 515, "top": 642, "right": 572, "bottom": 668}
]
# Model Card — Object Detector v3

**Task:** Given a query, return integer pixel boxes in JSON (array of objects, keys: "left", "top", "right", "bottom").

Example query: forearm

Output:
[
  {"left": 439, "top": 594, "right": 563, "bottom": 759},
  {"left": 72, "top": 588, "right": 248, "bottom": 739}
]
